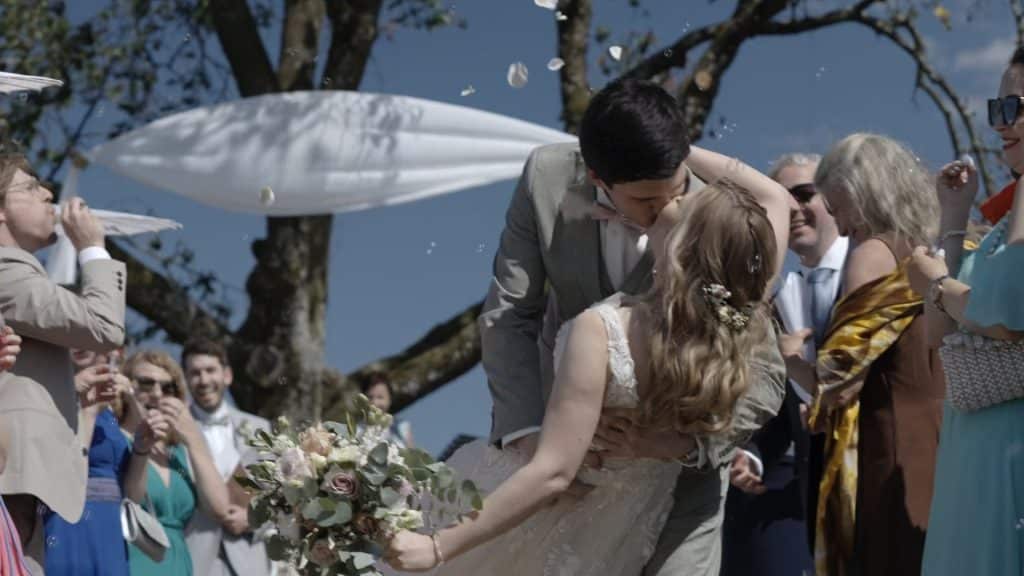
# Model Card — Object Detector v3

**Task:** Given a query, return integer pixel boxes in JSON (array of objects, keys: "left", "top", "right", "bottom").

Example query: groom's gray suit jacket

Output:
[{"left": 478, "top": 142, "right": 787, "bottom": 575}]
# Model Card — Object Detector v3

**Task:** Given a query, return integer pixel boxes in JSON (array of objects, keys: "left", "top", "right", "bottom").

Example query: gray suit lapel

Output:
[{"left": 620, "top": 250, "right": 654, "bottom": 296}]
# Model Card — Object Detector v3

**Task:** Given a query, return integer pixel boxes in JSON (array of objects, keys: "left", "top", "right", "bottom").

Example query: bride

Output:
[{"left": 384, "top": 167, "right": 786, "bottom": 575}]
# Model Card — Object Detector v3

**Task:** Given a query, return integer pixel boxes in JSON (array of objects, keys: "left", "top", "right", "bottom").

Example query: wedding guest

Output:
[
  {"left": 181, "top": 338, "right": 272, "bottom": 576},
  {"left": 808, "top": 133, "right": 943, "bottom": 576},
  {"left": 42, "top": 349, "right": 168, "bottom": 576},
  {"left": 910, "top": 46, "right": 1024, "bottom": 576},
  {"left": 122, "top": 349, "right": 231, "bottom": 576},
  {"left": 0, "top": 151, "right": 126, "bottom": 574},
  {"left": 365, "top": 375, "right": 415, "bottom": 448},
  {"left": 723, "top": 152, "right": 847, "bottom": 576}
]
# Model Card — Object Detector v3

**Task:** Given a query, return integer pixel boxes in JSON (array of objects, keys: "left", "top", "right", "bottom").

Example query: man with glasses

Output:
[
  {"left": 722, "top": 153, "right": 848, "bottom": 576},
  {"left": 0, "top": 151, "right": 126, "bottom": 574}
]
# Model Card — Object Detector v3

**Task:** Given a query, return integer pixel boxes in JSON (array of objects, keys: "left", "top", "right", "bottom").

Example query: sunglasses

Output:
[
  {"left": 133, "top": 376, "right": 178, "bottom": 396},
  {"left": 988, "top": 96, "right": 1024, "bottom": 128},
  {"left": 787, "top": 183, "right": 818, "bottom": 205}
]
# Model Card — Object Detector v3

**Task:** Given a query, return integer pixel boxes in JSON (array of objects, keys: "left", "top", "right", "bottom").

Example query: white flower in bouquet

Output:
[{"left": 277, "top": 447, "right": 315, "bottom": 486}]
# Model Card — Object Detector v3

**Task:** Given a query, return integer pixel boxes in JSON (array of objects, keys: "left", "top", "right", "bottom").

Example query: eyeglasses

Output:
[
  {"left": 133, "top": 376, "right": 178, "bottom": 396},
  {"left": 788, "top": 183, "right": 818, "bottom": 205},
  {"left": 988, "top": 96, "right": 1024, "bottom": 128}
]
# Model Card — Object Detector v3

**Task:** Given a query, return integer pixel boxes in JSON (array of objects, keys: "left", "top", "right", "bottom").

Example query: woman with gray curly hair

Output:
[{"left": 806, "top": 133, "right": 944, "bottom": 576}]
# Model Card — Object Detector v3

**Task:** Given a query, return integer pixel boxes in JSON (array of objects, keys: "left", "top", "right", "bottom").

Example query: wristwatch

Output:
[{"left": 928, "top": 274, "right": 950, "bottom": 313}]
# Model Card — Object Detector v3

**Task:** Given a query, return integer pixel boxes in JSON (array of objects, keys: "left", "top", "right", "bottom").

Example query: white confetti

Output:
[
  {"left": 460, "top": 85, "right": 476, "bottom": 97},
  {"left": 547, "top": 58, "right": 565, "bottom": 71},
  {"left": 507, "top": 62, "right": 529, "bottom": 88},
  {"left": 958, "top": 153, "right": 976, "bottom": 169},
  {"left": 534, "top": 0, "right": 557, "bottom": 9},
  {"left": 259, "top": 186, "right": 276, "bottom": 206},
  {"left": 556, "top": 11, "right": 568, "bottom": 21},
  {"left": 608, "top": 45, "right": 623, "bottom": 61}
]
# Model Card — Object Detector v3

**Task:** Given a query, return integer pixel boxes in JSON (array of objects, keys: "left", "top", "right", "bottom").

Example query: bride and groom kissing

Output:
[{"left": 384, "top": 78, "right": 791, "bottom": 575}]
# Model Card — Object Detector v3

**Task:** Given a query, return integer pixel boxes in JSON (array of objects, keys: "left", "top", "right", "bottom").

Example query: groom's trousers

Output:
[{"left": 644, "top": 466, "right": 729, "bottom": 576}]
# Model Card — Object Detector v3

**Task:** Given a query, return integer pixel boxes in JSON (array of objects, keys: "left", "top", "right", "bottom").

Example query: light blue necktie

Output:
[{"left": 805, "top": 267, "right": 836, "bottom": 347}]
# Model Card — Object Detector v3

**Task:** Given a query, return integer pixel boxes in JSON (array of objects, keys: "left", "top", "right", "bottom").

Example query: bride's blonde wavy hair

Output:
[{"left": 639, "top": 179, "right": 777, "bottom": 435}]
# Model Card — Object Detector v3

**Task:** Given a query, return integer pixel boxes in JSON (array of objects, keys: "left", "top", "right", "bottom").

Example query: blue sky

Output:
[{"left": 43, "top": 0, "right": 1020, "bottom": 456}]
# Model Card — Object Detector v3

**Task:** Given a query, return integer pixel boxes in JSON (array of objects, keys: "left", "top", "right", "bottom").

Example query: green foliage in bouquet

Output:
[{"left": 238, "top": 394, "right": 482, "bottom": 575}]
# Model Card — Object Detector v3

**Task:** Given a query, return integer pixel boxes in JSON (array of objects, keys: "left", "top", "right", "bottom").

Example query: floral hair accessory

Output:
[{"left": 702, "top": 283, "right": 752, "bottom": 331}]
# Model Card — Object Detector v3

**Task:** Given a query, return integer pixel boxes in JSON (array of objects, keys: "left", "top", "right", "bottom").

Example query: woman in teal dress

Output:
[
  {"left": 122, "top": 349, "right": 232, "bottom": 576},
  {"left": 907, "top": 47, "right": 1024, "bottom": 576}
]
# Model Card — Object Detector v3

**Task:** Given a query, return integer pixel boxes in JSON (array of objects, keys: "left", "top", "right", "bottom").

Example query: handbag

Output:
[
  {"left": 939, "top": 330, "right": 1024, "bottom": 411},
  {"left": 120, "top": 497, "right": 170, "bottom": 562}
]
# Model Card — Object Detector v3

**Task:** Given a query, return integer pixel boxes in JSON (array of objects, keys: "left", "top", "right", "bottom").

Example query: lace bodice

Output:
[{"left": 553, "top": 302, "right": 641, "bottom": 409}]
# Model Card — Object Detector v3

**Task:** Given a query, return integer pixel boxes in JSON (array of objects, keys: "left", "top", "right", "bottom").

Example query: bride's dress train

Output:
[{"left": 388, "top": 303, "right": 682, "bottom": 575}]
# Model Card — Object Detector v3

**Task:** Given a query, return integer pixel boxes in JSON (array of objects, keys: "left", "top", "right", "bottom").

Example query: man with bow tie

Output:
[
  {"left": 181, "top": 338, "right": 272, "bottom": 576},
  {"left": 479, "top": 78, "right": 787, "bottom": 576}
]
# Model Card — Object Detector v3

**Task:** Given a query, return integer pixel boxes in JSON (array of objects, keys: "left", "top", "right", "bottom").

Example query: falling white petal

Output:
[
  {"left": 460, "top": 85, "right": 476, "bottom": 97},
  {"left": 507, "top": 62, "right": 529, "bottom": 88},
  {"left": 260, "top": 185, "right": 276, "bottom": 206},
  {"left": 556, "top": 11, "right": 568, "bottom": 21},
  {"left": 534, "top": 0, "right": 557, "bottom": 10},
  {"left": 547, "top": 58, "right": 565, "bottom": 71},
  {"left": 0, "top": 71, "right": 62, "bottom": 94},
  {"left": 608, "top": 45, "right": 623, "bottom": 61}
]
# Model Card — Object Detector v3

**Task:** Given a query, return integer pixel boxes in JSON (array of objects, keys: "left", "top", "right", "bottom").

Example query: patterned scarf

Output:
[
  {"left": 0, "top": 497, "right": 29, "bottom": 576},
  {"left": 807, "top": 261, "right": 922, "bottom": 576}
]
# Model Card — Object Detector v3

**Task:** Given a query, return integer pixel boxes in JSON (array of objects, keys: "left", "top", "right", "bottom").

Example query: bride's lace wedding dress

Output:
[{"left": 412, "top": 303, "right": 683, "bottom": 575}]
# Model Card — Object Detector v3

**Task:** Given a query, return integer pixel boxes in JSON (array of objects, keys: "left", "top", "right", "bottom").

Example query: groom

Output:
[{"left": 479, "top": 78, "right": 786, "bottom": 576}]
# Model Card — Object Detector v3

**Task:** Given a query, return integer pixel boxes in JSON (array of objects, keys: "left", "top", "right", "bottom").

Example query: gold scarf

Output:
[{"left": 807, "top": 261, "right": 922, "bottom": 576}]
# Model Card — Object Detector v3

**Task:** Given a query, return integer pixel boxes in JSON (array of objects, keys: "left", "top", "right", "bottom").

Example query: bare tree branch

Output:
[
  {"left": 758, "top": 0, "right": 879, "bottom": 35},
  {"left": 556, "top": 0, "right": 593, "bottom": 133},
  {"left": 322, "top": 299, "right": 484, "bottom": 418},
  {"left": 854, "top": 14, "right": 998, "bottom": 196},
  {"left": 207, "top": 0, "right": 280, "bottom": 96},
  {"left": 277, "top": 0, "right": 326, "bottom": 91},
  {"left": 1011, "top": 0, "right": 1024, "bottom": 46}
]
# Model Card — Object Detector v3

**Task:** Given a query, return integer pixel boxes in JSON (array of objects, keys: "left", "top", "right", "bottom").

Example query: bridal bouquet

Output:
[{"left": 238, "top": 395, "right": 481, "bottom": 575}]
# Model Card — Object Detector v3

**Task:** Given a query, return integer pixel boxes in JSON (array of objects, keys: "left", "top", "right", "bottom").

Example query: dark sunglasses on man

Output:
[
  {"left": 788, "top": 183, "right": 817, "bottom": 205},
  {"left": 988, "top": 95, "right": 1024, "bottom": 128}
]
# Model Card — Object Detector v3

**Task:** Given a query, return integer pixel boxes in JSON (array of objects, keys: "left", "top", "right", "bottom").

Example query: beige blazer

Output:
[{"left": 0, "top": 246, "right": 125, "bottom": 522}]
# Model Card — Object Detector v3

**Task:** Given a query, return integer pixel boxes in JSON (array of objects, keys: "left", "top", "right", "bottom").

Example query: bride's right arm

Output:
[
  {"left": 684, "top": 146, "right": 790, "bottom": 280},
  {"left": 437, "top": 310, "right": 610, "bottom": 562}
]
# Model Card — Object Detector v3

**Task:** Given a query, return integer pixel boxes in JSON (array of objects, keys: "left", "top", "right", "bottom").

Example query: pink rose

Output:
[
  {"left": 299, "top": 425, "right": 334, "bottom": 457},
  {"left": 322, "top": 469, "right": 358, "bottom": 497},
  {"left": 308, "top": 538, "right": 336, "bottom": 567}
]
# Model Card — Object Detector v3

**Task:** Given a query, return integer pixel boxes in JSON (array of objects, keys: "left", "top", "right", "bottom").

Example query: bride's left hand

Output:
[{"left": 383, "top": 531, "right": 439, "bottom": 572}]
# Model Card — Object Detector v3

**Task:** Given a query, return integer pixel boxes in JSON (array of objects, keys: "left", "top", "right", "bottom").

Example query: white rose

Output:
[
  {"left": 328, "top": 444, "right": 361, "bottom": 464},
  {"left": 277, "top": 447, "right": 314, "bottom": 485}
]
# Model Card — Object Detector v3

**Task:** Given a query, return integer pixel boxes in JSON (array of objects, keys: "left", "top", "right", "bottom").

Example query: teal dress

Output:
[
  {"left": 128, "top": 444, "right": 197, "bottom": 576},
  {"left": 923, "top": 218, "right": 1024, "bottom": 576}
]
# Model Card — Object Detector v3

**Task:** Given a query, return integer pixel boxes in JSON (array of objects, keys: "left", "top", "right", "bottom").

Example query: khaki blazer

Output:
[{"left": 0, "top": 246, "right": 125, "bottom": 523}]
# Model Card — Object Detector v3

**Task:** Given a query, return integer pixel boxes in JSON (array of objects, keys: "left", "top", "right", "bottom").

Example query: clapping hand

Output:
[
  {"left": 76, "top": 364, "right": 119, "bottom": 408},
  {"left": 937, "top": 158, "right": 979, "bottom": 210},
  {"left": 0, "top": 327, "right": 21, "bottom": 371},
  {"left": 134, "top": 408, "right": 169, "bottom": 455}
]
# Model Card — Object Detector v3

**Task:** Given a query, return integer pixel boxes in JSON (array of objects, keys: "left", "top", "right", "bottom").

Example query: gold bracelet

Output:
[{"left": 431, "top": 532, "right": 445, "bottom": 566}]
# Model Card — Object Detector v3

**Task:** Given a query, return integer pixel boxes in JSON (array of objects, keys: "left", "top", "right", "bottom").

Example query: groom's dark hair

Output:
[{"left": 578, "top": 78, "right": 691, "bottom": 185}]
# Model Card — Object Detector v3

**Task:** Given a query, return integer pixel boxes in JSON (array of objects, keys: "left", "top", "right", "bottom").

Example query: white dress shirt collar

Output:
[{"left": 801, "top": 236, "right": 849, "bottom": 275}]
